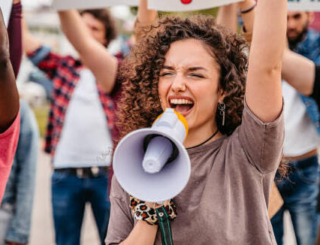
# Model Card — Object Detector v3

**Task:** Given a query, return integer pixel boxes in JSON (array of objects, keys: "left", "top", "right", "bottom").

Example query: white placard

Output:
[
  {"left": 148, "top": 0, "right": 243, "bottom": 12},
  {"left": 53, "top": 0, "right": 139, "bottom": 10},
  {"left": 288, "top": 0, "right": 320, "bottom": 11},
  {"left": 0, "top": 0, "right": 12, "bottom": 27}
]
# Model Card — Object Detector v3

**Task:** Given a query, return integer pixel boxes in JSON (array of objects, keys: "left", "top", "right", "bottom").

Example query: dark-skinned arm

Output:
[
  {"left": 0, "top": 6, "right": 19, "bottom": 133},
  {"left": 8, "top": 0, "right": 22, "bottom": 77}
]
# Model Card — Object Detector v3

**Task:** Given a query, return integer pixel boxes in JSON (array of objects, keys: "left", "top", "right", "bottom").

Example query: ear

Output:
[
  {"left": 308, "top": 12, "right": 315, "bottom": 24},
  {"left": 218, "top": 88, "right": 225, "bottom": 103}
]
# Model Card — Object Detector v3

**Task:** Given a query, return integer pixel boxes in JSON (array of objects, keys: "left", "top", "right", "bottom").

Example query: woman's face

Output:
[{"left": 158, "top": 39, "right": 222, "bottom": 136}]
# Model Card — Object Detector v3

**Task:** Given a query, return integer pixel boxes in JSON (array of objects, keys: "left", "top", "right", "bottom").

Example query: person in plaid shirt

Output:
[{"left": 22, "top": 9, "right": 119, "bottom": 245}]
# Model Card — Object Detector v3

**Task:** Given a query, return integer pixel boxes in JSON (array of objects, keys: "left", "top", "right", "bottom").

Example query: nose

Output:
[
  {"left": 171, "top": 74, "right": 186, "bottom": 93},
  {"left": 287, "top": 18, "right": 296, "bottom": 30}
]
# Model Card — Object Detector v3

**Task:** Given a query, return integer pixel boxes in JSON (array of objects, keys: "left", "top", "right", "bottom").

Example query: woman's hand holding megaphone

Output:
[
  {"left": 113, "top": 109, "right": 191, "bottom": 203},
  {"left": 130, "top": 197, "right": 177, "bottom": 226},
  {"left": 146, "top": 200, "right": 170, "bottom": 209}
]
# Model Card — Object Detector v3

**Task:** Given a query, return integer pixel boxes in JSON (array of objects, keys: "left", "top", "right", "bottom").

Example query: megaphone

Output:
[{"left": 113, "top": 108, "right": 191, "bottom": 203}]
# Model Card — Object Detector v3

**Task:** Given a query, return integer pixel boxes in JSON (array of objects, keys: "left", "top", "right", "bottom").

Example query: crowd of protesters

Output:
[{"left": 1, "top": 0, "right": 320, "bottom": 244}]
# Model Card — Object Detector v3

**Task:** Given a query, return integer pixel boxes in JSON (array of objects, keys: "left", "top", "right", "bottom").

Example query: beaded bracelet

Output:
[
  {"left": 240, "top": 2, "right": 257, "bottom": 14},
  {"left": 130, "top": 196, "right": 177, "bottom": 225}
]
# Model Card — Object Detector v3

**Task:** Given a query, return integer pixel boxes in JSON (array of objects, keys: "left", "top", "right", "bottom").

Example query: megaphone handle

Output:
[{"left": 156, "top": 206, "right": 174, "bottom": 245}]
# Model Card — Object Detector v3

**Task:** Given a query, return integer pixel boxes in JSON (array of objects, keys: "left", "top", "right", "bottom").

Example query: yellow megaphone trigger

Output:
[
  {"left": 152, "top": 109, "right": 189, "bottom": 138},
  {"left": 173, "top": 110, "right": 189, "bottom": 137}
]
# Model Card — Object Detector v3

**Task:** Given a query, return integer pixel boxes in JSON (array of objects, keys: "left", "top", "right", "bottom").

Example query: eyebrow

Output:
[
  {"left": 188, "top": 67, "right": 207, "bottom": 72},
  {"left": 162, "top": 65, "right": 175, "bottom": 70},
  {"left": 162, "top": 66, "right": 207, "bottom": 71}
]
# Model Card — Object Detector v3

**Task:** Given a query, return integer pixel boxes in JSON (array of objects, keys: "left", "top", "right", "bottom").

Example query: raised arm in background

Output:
[
  {"left": 58, "top": 10, "right": 118, "bottom": 94},
  {"left": 0, "top": 7, "right": 19, "bottom": 133},
  {"left": 282, "top": 48, "right": 315, "bottom": 96},
  {"left": 215, "top": 0, "right": 256, "bottom": 45},
  {"left": 8, "top": 0, "right": 22, "bottom": 77},
  {"left": 246, "top": 0, "right": 286, "bottom": 122},
  {"left": 216, "top": 3, "right": 238, "bottom": 33},
  {"left": 21, "top": 17, "right": 41, "bottom": 54},
  {"left": 135, "top": 0, "right": 158, "bottom": 43},
  {"left": 239, "top": 0, "right": 255, "bottom": 39}
]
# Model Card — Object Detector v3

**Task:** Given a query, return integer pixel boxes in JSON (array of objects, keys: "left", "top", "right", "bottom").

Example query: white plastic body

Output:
[
  {"left": 142, "top": 136, "right": 173, "bottom": 174},
  {"left": 153, "top": 108, "right": 186, "bottom": 143},
  {"left": 113, "top": 108, "right": 191, "bottom": 203}
]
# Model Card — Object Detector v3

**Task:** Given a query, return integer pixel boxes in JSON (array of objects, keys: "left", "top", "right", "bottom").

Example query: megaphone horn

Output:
[{"left": 113, "top": 108, "right": 191, "bottom": 203}]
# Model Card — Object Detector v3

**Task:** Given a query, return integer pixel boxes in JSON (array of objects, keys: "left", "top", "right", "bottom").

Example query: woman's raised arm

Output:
[{"left": 246, "top": 0, "right": 287, "bottom": 122}]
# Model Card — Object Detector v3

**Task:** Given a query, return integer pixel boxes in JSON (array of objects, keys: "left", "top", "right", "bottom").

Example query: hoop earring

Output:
[{"left": 218, "top": 103, "right": 226, "bottom": 126}]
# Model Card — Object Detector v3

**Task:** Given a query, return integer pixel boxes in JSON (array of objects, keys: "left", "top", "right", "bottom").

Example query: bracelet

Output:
[
  {"left": 240, "top": 2, "right": 257, "bottom": 14},
  {"left": 130, "top": 196, "right": 177, "bottom": 225}
]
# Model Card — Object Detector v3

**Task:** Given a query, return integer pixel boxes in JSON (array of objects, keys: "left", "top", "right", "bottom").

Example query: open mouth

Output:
[{"left": 169, "top": 98, "right": 194, "bottom": 116}]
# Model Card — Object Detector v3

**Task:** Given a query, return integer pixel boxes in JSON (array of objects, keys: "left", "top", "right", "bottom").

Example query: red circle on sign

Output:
[{"left": 181, "top": 0, "right": 192, "bottom": 4}]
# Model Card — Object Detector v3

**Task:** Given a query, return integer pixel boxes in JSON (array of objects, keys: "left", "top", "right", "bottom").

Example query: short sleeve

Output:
[
  {"left": 0, "top": 112, "right": 20, "bottom": 202},
  {"left": 238, "top": 100, "right": 284, "bottom": 173},
  {"left": 105, "top": 176, "right": 134, "bottom": 245}
]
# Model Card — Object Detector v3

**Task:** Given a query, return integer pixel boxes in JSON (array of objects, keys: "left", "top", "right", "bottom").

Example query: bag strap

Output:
[{"left": 156, "top": 206, "right": 174, "bottom": 245}]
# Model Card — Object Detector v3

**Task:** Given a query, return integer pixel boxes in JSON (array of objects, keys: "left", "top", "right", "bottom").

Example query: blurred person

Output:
[
  {"left": 22, "top": 8, "right": 118, "bottom": 245},
  {"left": 273, "top": 10, "right": 320, "bottom": 245},
  {"left": 281, "top": 47, "right": 320, "bottom": 245},
  {"left": 0, "top": 1, "right": 39, "bottom": 245},
  {"left": 228, "top": 6, "right": 320, "bottom": 245},
  {"left": 0, "top": 1, "right": 20, "bottom": 204},
  {"left": 287, "top": 12, "right": 316, "bottom": 52},
  {"left": 56, "top": 0, "right": 159, "bottom": 184},
  {"left": 105, "top": 0, "right": 287, "bottom": 244},
  {"left": 28, "top": 71, "right": 53, "bottom": 102},
  {"left": 0, "top": 100, "right": 38, "bottom": 245}
]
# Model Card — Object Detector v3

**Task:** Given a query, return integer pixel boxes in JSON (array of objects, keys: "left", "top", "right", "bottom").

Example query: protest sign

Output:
[
  {"left": 288, "top": 0, "right": 320, "bottom": 11},
  {"left": 148, "top": 0, "right": 243, "bottom": 12},
  {"left": 53, "top": 0, "right": 139, "bottom": 10},
  {"left": 0, "top": 0, "right": 12, "bottom": 27}
]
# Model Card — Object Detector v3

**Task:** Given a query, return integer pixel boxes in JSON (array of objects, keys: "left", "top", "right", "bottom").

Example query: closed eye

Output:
[
  {"left": 189, "top": 73, "right": 204, "bottom": 78},
  {"left": 160, "top": 72, "right": 174, "bottom": 77}
]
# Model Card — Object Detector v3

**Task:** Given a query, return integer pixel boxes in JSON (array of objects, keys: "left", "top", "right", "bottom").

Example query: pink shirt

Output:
[{"left": 0, "top": 112, "right": 20, "bottom": 202}]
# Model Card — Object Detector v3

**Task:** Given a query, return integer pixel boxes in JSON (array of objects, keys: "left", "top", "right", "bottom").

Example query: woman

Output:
[{"left": 105, "top": 0, "right": 286, "bottom": 244}]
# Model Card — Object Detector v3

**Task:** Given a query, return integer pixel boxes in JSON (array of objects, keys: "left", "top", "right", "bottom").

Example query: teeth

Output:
[{"left": 170, "top": 99, "right": 193, "bottom": 105}]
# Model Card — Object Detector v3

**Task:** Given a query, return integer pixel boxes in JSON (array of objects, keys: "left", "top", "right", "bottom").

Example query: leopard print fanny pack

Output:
[{"left": 130, "top": 196, "right": 177, "bottom": 225}]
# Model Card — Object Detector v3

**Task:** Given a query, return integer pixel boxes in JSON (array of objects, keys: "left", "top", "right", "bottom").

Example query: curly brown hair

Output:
[{"left": 117, "top": 15, "right": 248, "bottom": 142}]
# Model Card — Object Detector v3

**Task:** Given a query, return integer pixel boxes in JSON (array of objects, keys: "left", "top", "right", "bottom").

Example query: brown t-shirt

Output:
[{"left": 105, "top": 101, "right": 284, "bottom": 245}]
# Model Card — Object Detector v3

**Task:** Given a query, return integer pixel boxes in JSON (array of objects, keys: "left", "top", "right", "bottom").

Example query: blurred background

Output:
[{"left": 17, "top": 1, "right": 319, "bottom": 244}]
